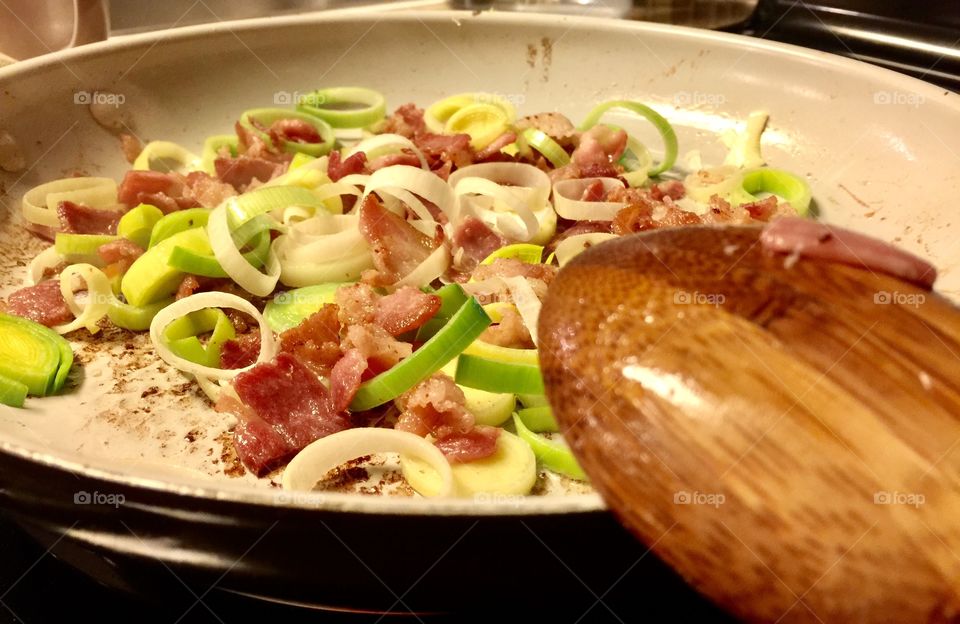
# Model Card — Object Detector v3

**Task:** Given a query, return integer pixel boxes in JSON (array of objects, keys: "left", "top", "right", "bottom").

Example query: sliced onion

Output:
[
  {"left": 281, "top": 428, "right": 454, "bottom": 497},
  {"left": 133, "top": 141, "right": 201, "bottom": 174},
  {"left": 149, "top": 291, "right": 276, "bottom": 381},
  {"left": 208, "top": 204, "right": 281, "bottom": 297},
  {"left": 345, "top": 134, "right": 429, "bottom": 171},
  {"left": 361, "top": 165, "right": 455, "bottom": 223},
  {"left": 53, "top": 264, "right": 112, "bottom": 335},
  {"left": 553, "top": 233, "right": 618, "bottom": 267},
  {"left": 27, "top": 246, "right": 65, "bottom": 286},
  {"left": 552, "top": 177, "right": 627, "bottom": 221},
  {"left": 22, "top": 177, "right": 118, "bottom": 228}
]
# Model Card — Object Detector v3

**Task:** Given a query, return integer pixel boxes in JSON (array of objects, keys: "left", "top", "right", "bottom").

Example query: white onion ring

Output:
[
  {"left": 208, "top": 204, "right": 281, "bottom": 297},
  {"left": 149, "top": 291, "right": 277, "bottom": 381},
  {"left": 52, "top": 263, "right": 112, "bottom": 335},
  {"left": 27, "top": 246, "right": 65, "bottom": 286},
  {"left": 360, "top": 165, "right": 455, "bottom": 223},
  {"left": 282, "top": 428, "right": 454, "bottom": 497},
  {"left": 552, "top": 177, "right": 626, "bottom": 221},
  {"left": 449, "top": 162, "right": 550, "bottom": 241},
  {"left": 22, "top": 177, "right": 118, "bottom": 228},
  {"left": 345, "top": 134, "right": 429, "bottom": 171}
]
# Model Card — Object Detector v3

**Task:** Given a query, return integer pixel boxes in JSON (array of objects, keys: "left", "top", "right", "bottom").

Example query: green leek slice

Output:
[
  {"left": 54, "top": 233, "right": 118, "bottom": 263},
  {"left": 0, "top": 313, "right": 73, "bottom": 405},
  {"left": 226, "top": 185, "right": 334, "bottom": 224},
  {"left": 239, "top": 108, "right": 334, "bottom": 157},
  {"left": 117, "top": 203, "right": 164, "bottom": 249},
  {"left": 741, "top": 168, "right": 812, "bottom": 216},
  {"left": 162, "top": 308, "right": 235, "bottom": 368},
  {"left": 168, "top": 221, "right": 272, "bottom": 279},
  {"left": 516, "top": 406, "right": 558, "bottom": 433},
  {"left": 579, "top": 100, "right": 678, "bottom": 176},
  {"left": 296, "top": 87, "right": 387, "bottom": 129},
  {"left": 414, "top": 283, "right": 470, "bottom": 341},
  {"left": 133, "top": 141, "right": 201, "bottom": 174},
  {"left": 263, "top": 282, "right": 346, "bottom": 333},
  {"left": 512, "top": 413, "right": 586, "bottom": 480},
  {"left": 455, "top": 353, "right": 544, "bottom": 395},
  {"left": 479, "top": 243, "right": 544, "bottom": 266},
  {"left": 122, "top": 227, "right": 210, "bottom": 307},
  {"left": 519, "top": 128, "right": 570, "bottom": 168},
  {"left": 350, "top": 293, "right": 491, "bottom": 412},
  {"left": 425, "top": 92, "right": 516, "bottom": 134},
  {"left": 107, "top": 297, "right": 173, "bottom": 331},
  {"left": 201, "top": 134, "right": 239, "bottom": 174},
  {"left": 148, "top": 208, "right": 211, "bottom": 248}
]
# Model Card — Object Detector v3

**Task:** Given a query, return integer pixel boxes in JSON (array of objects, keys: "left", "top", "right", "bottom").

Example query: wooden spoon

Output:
[{"left": 539, "top": 225, "right": 960, "bottom": 624}]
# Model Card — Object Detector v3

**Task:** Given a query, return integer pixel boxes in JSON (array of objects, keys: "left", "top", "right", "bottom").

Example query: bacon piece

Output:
[
  {"left": 761, "top": 217, "right": 937, "bottom": 289},
  {"left": 267, "top": 118, "right": 322, "bottom": 146},
  {"left": 57, "top": 200, "right": 125, "bottom": 235},
  {"left": 334, "top": 283, "right": 378, "bottom": 326},
  {"left": 4, "top": 279, "right": 73, "bottom": 327},
  {"left": 214, "top": 156, "right": 286, "bottom": 192},
  {"left": 279, "top": 305, "right": 342, "bottom": 377},
  {"left": 479, "top": 305, "right": 533, "bottom": 349},
  {"left": 176, "top": 275, "right": 203, "bottom": 300},
  {"left": 450, "top": 216, "right": 507, "bottom": 273},
  {"left": 358, "top": 195, "right": 441, "bottom": 286},
  {"left": 184, "top": 171, "right": 236, "bottom": 208},
  {"left": 327, "top": 151, "right": 367, "bottom": 182},
  {"left": 572, "top": 126, "right": 627, "bottom": 169},
  {"left": 221, "top": 332, "right": 261, "bottom": 369},
  {"left": 580, "top": 179, "right": 606, "bottom": 202},
  {"left": 472, "top": 257, "right": 558, "bottom": 286},
  {"left": 329, "top": 348, "right": 367, "bottom": 412},
  {"left": 342, "top": 324, "right": 411, "bottom": 372},
  {"left": 382, "top": 103, "right": 426, "bottom": 139},
  {"left": 369, "top": 151, "right": 421, "bottom": 171},
  {"left": 97, "top": 238, "right": 144, "bottom": 277},
  {"left": 434, "top": 427, "right": 501, "bottom": 463},
  {"left": 375, "top": 286, "right": 441, "bottom": 336},
  {"left": 231, "top": 353, "right": 351, "bottom": 473},
  {"left": 120, "top": 133, "right": 142, "bottom": 164},
  {"left": 659, "top": 199, "right": 703, "bottom": 227},
  {"left": 217, "top": 396, "right": 292, "bottom": 475},
  {"left": 414, "top": 132, "right": 474, "bottom": 169},
  {"left": 649, "top": 179, "right": 686, "bottom": 201},
  {"left": 396, "top": 373, "right": 474, "bottom": 438},
  {"left": 475, "top": 132, "right": 517, "bottom": 161},
  {"left": 515, "top": 112, "right": 578, "bottom": 147}
]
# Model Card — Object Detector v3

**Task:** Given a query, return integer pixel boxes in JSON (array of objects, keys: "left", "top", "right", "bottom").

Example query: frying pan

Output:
[{"left": 0, "top": 10, "right": 957, "bottom": 616}]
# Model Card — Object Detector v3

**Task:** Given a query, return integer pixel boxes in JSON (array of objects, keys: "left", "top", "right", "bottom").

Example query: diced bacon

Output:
[
  {"left": 221, "top": 332, "right": 261, "bottom": 369},
  {"left": 515, "top": 112, "right": 578, "bottom": 146},
  {"left": 375, "top": 286, "right": 441, "bottom": 336},
  {"left": 479, "top": 305, "right": 533, "bottom": 349},
  {"left": 176, "top": 275, "right": 204, "bottom": 300},
  {"left": 183, "top": 171, "right": 236, "bottom": 208},
  {"left": 369, "top": 151, "right": 421, "bottom": 171},
  {"left": 382, "top": 103, "right": 426, "bottom": 139},
  {"left": 342, "top": 323, "right": 411, "bottom": 372},
  {"left": 413, "top": 132, "right": 474, "bottom": 169},
  {"left": 217, "top": 396, "right": 291, "bottom": 476},
  {"left": 702, "top": 195, "right": 749, "bottom": 225},
  {"left": 580, "top": 179, "right": 606, "bottom": 202},
  {"left": 358, "top": 195, "right": 441, "bottom": 286},
  {"left": 659, "top": 198, "right": 703, "bottom": 227},
  {"left": 267, "top": 118, "right": 322, "bottom": 146},
  {"left": 741, "top": 195, "right": 780, "bottom": 220},
  {"left": 279, "top": 304, "right": 342, "bottom": 377},
  {"left": 334, "top": 283, "right": 378, "bottom": 326},
  {"left": 395, "top": 373, "right": 474, "bottom": 439},
  {"left": 4, "top": 279, "right": 73, "bottom": 327},
  {"left": 649, "top": 179, "right": 686, "bottom": 201},
  {"left": 327, "top": 151, "right": 368, "bottom": 182},
  {"left": 434, "top": 427, "right": 501, "bottom": 463},
  {"left": 97, "top": 238, "right": 144, "bottom": 276},
  {"left": 471, "top": 257, "right": 558, "bottom": 286},
  {"left": 231, "top": 353, "right": 351, "bottom": 474},
  {"left": 120, "top": 133, "right": 142, "bottom": 164},
  {"left": 235, "top": 121, "right": 286, "bottom": 162},
  {"left": 572, "top": 126, "right": 627, "bottom": 169},
  {"left": 450, "top": 216, "right": 507, "bottom": 273},
  {"left": 117, "top": 170, "right": 199, "bottom": 213},
  {"left": 475, "top": 132, "right": 517, "bottom": 161},
  {"left": 329, "top": 348, "right": 367, "bottom": 412},
  {"left": 57, "top": 200, "right": 125, "bottom": 235},
  {"left": 214, "top": 156, "right": 286, "bottom": 192}
]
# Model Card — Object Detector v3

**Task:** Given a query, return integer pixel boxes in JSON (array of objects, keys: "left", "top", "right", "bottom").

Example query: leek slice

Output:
[
  {"left": 741, "top": 168, "right": 812, "bottom": 216},
  {"left": 289, "top": 152, "right": 316, "bottom": 170},
  {"left": 227, "top": 185, "right": 334, "bottom": 223},
  {"left": 723, "top": 110, "right": 768, "bottom": 169},
  {"left": 296, "top": 87, "right": 387, "bottom": 128},
  {"left": 117, "top": 203, "right": 164, "bottom": 249},
  {"left": 350, "top": 293, "right": 492, "bottom": 412},
  {"left": 107, "top": 297, "right": 172, "bottom": 331},
  {"left": 148, "top": 208, "right": 211, "bottom": 248},
  {"left": 518, "top": 393, "right": 549, "bottom": 408},
  {"left": 462, "top": 340, "right": 538, "bottom": 366},
  {"left": 133, "top": 141, "right": 201, "bottom": 174},
  {"left": 168, "top": 218, "right": 272, "bottom": 278},
  {"left": 456, "top": 353, "right": 544, "bottom": 395},
  {"left": 122, "top": 227, "right": 210, "bottom": 307},
  {"left": 425, "top": 92, "right": 516, "bottom": 135},
  {"left": 448, "top": 162, "right": 552, "bottom": 242},
  {"left": 163, "top": 308, "right": 235, "bottom": 368},
  {"left": 579, "top": 100, "right": 678, "bottom": 176},
  {"left": 263, "top": 282, "right": 346, "bottom": 333},
  {"left": 479, "top": 243, "right": 544, "bottom": 265},
  {"left": 464, "top": 387, "right": 516, "bottom": 427},
  {"left": 553, "top": 233, "right": 618, "bottom": 267},
  {"left": 401, "top": 430, "right": 536, "bottom": 498},
  {"left": 683, "top": 165, "right": 745, "bottom": 205},
  {"left": 239, "top": 108, "right": 334, "bottom": 157},
  {"left": 344, "top": 134, "right": 429, "bottom": 171},
  {"left": 0, "top": 313, "right": 73, "bottom": 403},
  {"left": 445, "top": 103, "right": 509, "bottom": 151},
  {"left": 208, "top": 204, "right": 281, "bottom": 297},
  {"left": 512, "top": 414, "right": 586, "bottom": 480},
  {"left": 552, "top": 177, "right": 626, "bottom": 221},
  {"left": 415, "top": 284, "right": 470, "bottom": 341},
  {"left": 519, "top": 128, "right": 570, "bottom": 168},
  {"left": 21, "top": 177, "right": 118, "bottom": 228},
  {"left": 27, "top": 246, "right": 65, "bottom": 286},
  {"left": 54, "top": 264, "right": 113, "bottom": 335},
  {"left": 516, "top": 406, "right": 558, "bottom": 433},
  {"left": 200, "top": 134, "right": 238, "bottom": 174},
  {"left": 54, "top": 233, "right": 117, "bottom": 264}
]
